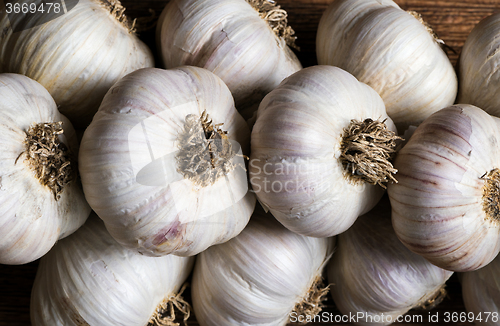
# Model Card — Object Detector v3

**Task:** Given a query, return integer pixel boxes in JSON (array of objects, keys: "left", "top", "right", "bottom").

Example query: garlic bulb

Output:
[
  {"left": 316, "top": 0, "right": 457, "bottom": 130},
  {"left": 458, "top": 12, "right": 500, "bottom": 117},
  {"left": 461, "top": 255, "right": 500, "bottom": 326},
  {"left": 157, "top": 0, "right": 302, "bottom": 120},
  {"left": 191, "top": 206, "right": 335, "bottom": 326},
  {"left": 79, "top": 66, "right": 256, "bottom": 257},
  {"left": 0, "top": 0, "right": 154, "bottom": 128},
  {"left": 388, "top": 104, "right": 500, "bottom": 272},
  {"left": 31, "top": 213, "right": 195, "bottom": 326},
  {"left": 328, "top": 197, "right": 453, "bottom": 325},
  {"left": 0, "top": 73, "right": 90, "bottom": 265},
  {"left": 250, "top": 65, "right": 399, "bottom": 238}
]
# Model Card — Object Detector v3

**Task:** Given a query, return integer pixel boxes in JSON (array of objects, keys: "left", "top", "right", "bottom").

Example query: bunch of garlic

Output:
[
  {"left": 191, "top": 206, "right": 335, "bottom": 326},
  {"left": 250, "top": 65, "right": 398, "bottom": 238},
  {"left": 31, "top": 213, "right": 195, "bottom": 326},
  {"left": 388, "top": 104, "right": 500, "bottom": 272},
  {"left": 328, "top": 197, "right": 453, "bottom": 325},
  {"left": 0, "top": 0, "right": 154, "bottom": 128},
  {"left": 0, "top": 73, "right": 90, "bottom": 265},
  {"left": 79, "top": 66, "right": 255, "bottom": 257},
  {"left": 156, "top": 0, "right": 302, "bottom": 120},
  {"left": 461, "top": 255, "right": 500, "bottom": 326},
  {"left": 458, "top": 12, "right": 500, "bottom": 118},
  {"left": 316, "top": 0, "right": 457, "bottom": 130}
]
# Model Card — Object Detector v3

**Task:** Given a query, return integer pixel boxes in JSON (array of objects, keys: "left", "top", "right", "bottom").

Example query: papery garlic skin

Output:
[
  {"left": 316, "top": 0, "right": 457, "bottom": 130},
  {"left": 79, "top": 66, "right": 255, "bottom": 257},
  {"left": 461, "top": 255, "right": 500, "bottom": 326},
  {"left": 0, "top": 0, "right": 154, "bottom": 128},
  {"left": 328, "top": 198, "right": 453, "bottom": 326},
  {"left": 388, "top": 104, "right": 500, "bottom": 272},
  {"left": 157, "top": 0, "right": 302, "bottom": 120},
  {"left": 0, "top": 73, "right": 90, "bottom": 265},
  {"left": 192, "top": 207, "right": 334, "bottom": 326},
  {"left": 458, "top": 12, "right": 500, "bottom": 117},
  {"left": 31, "top": 213, "right": 195, "bottom": 326},
  {"left": 250, "top": 65, "right": 397, "bottom": 238}
]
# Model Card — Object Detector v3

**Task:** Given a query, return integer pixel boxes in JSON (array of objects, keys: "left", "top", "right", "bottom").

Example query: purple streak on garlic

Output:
[{"left": 388, "top": 104, "right": 500, "bottom": 272}]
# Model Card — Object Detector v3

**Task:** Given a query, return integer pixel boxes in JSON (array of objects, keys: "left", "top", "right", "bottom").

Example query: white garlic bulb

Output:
[
  {"left": 250, "top": 65, "right": 398, "bottom": 238},
  {"left": 461, "top": 255, "right": 500, "bottom": 326},
  {"left": 0, "top": 73, "right": 90, "bottom": 265},
  {"left": 157, "top": 0, "right": 302, "bottom": 120},
  {"left": 0, "top": 0, "right": 154, "bottom": 128},
  {"left": 458, "top": 12, "right": 500, "bottom": 117},
  {"left": 31, "top": 213, "right": 195, "bottom": 326},
  {"left": 79, "top": 66, "right": 256, "bottom": 257},
  {"left": 328, "top": 198, "right": 453, "bottom": 325},
  {"left": 388, "top": 104, "right": 500, "bottom": 272},
  {"left": 316, "top": 0, "right": 457, "bottom": 130},
  {"left": 191, "top": 206, "right": 335, "bottom": 326}
]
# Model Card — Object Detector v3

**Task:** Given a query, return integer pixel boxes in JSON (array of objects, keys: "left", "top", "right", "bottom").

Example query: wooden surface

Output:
[{"left": 1, "top": 0, "right": 500, "bottom": 325}]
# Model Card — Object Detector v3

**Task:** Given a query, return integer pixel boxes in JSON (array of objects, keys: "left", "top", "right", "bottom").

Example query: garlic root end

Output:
[
  {"left": 291, "top": 275, "right": 330, "bottom": 323},
  {"left": 18, "top": 121, "right": 73, "bottom": 200},
  {"left": 340, "top": 118, "right": 402, "bottom": 189},
  {"left": 148, "top": 283, "right": 191, "bottom": 326},
  {"left": 247, "top": 0, "right": 299, "bottom": 50}
]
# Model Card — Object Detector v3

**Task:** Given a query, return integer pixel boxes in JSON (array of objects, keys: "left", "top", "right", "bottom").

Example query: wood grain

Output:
[{"left": 2, "top": 0, "right": 500, "bottom": 325}]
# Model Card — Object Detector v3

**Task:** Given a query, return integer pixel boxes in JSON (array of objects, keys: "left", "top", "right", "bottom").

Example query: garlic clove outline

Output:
[
  {"left": 316, "top": 0, "right": 457, "bottom": 131},
  {"left": 250, "top": 65, "right": 399, "bottom": 238},
  {"left": 328, "top": 197, "right": 453, "bottom": 326},
  {"left": 0, "top": 0, "right": 155, "bottom": 128},
  {"left": 157, "top": 0, "right": 302, "bottom": 121},
  {"left": 461, "top": 254, "right": 500, "bottom": 326},
  {"left": 388, "top": 104, "right": 500, "bottom": 272},
  {"left": 458, "top": 12, "right": 500, "bottom": 119},
  {"left": 191, "top": 205, "right": 335, "bottom": 326},
  {"left": 0, "top": 73, "right": 91, "bottom": 265},
  {"left": 30, "top": 212, "right": 195, "bottom": 326},
  {"left": 79, "top": 66, "right": 256, "bottom": 257}
]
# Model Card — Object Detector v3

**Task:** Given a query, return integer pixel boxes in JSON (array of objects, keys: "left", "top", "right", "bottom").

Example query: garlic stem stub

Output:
[
  {"left": 250, "top": 65, "right": 399, "bottom": 238},
  {"left": 79, "top": 66, "right": 256, "bottom": 257},
  {"left": 30, "top": 213, "right": 195, "bottom": 326},
  {"left": 157, "top": 0, "right": 302, "bottom": 121},
  {"left": 0, "top": 0, "right": 154, "bottom": 128},
  {"left": 0, "top": 73, "right": 90, "bottom": 265},
  {"left": 458, "top": 12, "right": 500, "bottom": 118},
  {"left": 388, "top": 104, "right": 500, "bottom": 272},
  {"left": 316, "top": 0, "right": 457, "bottom": 131},
  {"left": 191, "top": 206, "right": 335, "bottom": 326},
  {"left": 328, "top": 197, "right": 453, "bottom": 326},
  {"left": 461, "top": 254, "right": 500, "bottom": 326}
]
